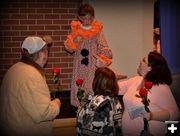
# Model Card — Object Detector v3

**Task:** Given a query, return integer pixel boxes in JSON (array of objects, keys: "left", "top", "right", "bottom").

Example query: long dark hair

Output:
[
  {"left": 145, "top": 51, "right": 172, "bottom": 85},
  {"left": 92, "top": 67, "right": 119, "bottom": 98}
]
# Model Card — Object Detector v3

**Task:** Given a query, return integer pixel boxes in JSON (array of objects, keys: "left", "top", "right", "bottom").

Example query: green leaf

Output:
[
  {"left": 58, "top": 86, "right": 63, "bottom": 92},
  {"left": 135, "top": 94, "right": 141, "bottom": 98}
]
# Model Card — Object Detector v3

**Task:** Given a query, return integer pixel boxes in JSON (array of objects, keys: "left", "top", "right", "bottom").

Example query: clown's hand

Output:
[{"left": 93, "top": 54, "right": 106, "bottom": 67}]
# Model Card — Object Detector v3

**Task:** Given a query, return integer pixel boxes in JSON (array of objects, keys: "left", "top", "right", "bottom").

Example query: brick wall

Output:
[{"left": 0, "top": 0, "right": 82, "bottom": 91}]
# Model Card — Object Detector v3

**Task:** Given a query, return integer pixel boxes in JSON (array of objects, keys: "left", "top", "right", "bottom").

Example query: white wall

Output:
[{"left": 87, "top": 0, "right": 155, "bottom": 78}]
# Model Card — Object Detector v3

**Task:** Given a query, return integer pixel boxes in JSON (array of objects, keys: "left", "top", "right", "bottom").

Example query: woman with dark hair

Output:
[
  {"left": 77, "top": 67, "right": 123, "bottom": 136},
  {"left": 145, "top": 51, "right": 172, "bottom": 85},
  {"left": 118, "top": 51, "right": 179, "bottom": 136}
]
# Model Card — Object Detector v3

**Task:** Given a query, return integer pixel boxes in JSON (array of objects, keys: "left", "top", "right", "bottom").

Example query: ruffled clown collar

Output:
[{"left": 71, "top": 20, "right": 103, "bottom": 38}]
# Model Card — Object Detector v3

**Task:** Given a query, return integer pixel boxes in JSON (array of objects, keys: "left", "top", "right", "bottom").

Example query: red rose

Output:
[
  {"left": 144, "top": 81, "right": 153, "bottom": 89},
  {"left": 76, "top": 79, "right": 83, "bottom": 86},
  {"left": 139, "top": 88, "right": 147, "bottom": 97},
  {"left": 52, "top": 68, "right": 60, "bottom": 74}
]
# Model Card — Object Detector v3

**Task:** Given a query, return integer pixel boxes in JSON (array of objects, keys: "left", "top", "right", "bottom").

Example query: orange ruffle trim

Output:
[
  {"left": 98, "top": 55, "right": 112, "bottom": 66},
  {"left": 71, "top": 21, "right": 103, "bottom": 38},
  {"left": 66, "top": 21, "right": 103, "bottom": 50}
]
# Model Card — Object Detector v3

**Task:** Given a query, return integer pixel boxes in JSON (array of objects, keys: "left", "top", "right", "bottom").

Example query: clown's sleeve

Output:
[
  {"left": 64, "top": 33, "right": 81, "bottom": 53},
  {"left": 96, "top": 31, "right": 112, "bottom": 67}
]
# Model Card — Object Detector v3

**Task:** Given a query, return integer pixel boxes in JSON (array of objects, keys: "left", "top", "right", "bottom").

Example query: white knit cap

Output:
[{"left": 21, "top": 36, "right": 46, "bottom": 54}]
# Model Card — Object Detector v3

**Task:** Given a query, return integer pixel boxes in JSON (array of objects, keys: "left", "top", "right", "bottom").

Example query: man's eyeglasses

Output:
[{"left": 81, "top": 49, "right": 89, "bottom": 66}]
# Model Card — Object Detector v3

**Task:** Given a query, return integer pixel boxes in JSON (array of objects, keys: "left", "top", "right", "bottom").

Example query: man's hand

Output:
[
  {"left": 53, "top": 98, "right": 61, "bottom": 108},
  {"left": 43, "top": 36, "right": 53, "bottom": 45}
]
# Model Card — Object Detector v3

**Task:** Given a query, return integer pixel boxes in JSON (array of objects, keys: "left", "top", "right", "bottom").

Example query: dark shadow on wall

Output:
[
  {"left": 170, "top": 74, "right": 180, "bottom": 110},
  {"left": 51, "top": 91, "right": 77, "bottom": 119}
]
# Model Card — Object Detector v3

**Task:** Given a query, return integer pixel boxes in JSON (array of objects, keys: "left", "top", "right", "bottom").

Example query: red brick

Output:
[
  {"left": 53, "top": 52, "right": 68, "bottom": 57},
  {"left": 0, "top": 0, "right": 82, "bottom": 87},
  {"left": 4, "top": 42, "right": 20, "bottom": 48},
  {"left": 46, "top": 80, "right": 54, "bottom": 85},
  {"left": 61, "top": 3, "right": 75, "bottom": 8},
  {"left": 4, "top": 31, "right": 20, "bottom": 36},
  {"left": 0, "top": 54, "right": 4, "bottom": 58},
  {"left": 48, "top": 58, "right": 61, "bottom": 62},
  {"left": 68, "top": 63, "right": 73, "bottom": 67},
  {"left": 53, "top": 63, "right": 69, "bottom": 68},
  {"left": 3, "top": 20, "right": 19, "bottom": 25},
  {"left": 45, "top": 15, "right": 60, "bottom": 19},
  {"left": 21, "top": 31, "right": 36, "bottom": 36},
  {"left": 53, "top": 31, "right": 68, "bottom": 35},
  {"left": 1, "top": 37, "right": 11, "bottom": 41},
  {"left": 11, "top": 15, "right": 27, "bottom": 19},
  {"left": 50, "top": 36, "right": 60, "bottom": 41},
  {"left": 20, "top": 20, "right": 36, "bottom": 25},
  {"left": 53, "top": 42, "right": 65, "bottom": 46},
  {"left": 44, "top": 3, "right": 60, "bottom": 8},
  {"left": 53, "top": 20, "right": 68, "bottom": 24},
  {"left": 0, "top": 48, "right": 12, "bottom": 53},
  {"left": 61, "top": 14, "right": 75, "bottom": 19},
  {"left": 12, "top": 26, "right": 28, "bottom": 30},
  {"left": 28, "top": 3, "right": 44, "bottom": 8},
  {"left": 61, "top": 68, "right": 73, "bottom": 73},
  {"left": 69, "top": 9, "right": 78, "bottom": 13},
  {"left": 20, "top": 9, "right": 36, "bottom": 13},
  {"left": 60, "top": 36, "right": 67, "bottom": 41},
  {"left": 29, "top": 26, "right": 44, "bottom": 30},
  {"left": 44, "top": 68, "right": 53, "bottom": 73},
  {"left": 59, "top": 74, "right": 69, "bottom": 78},
  {"left": 11, "top": 3, "right": 27, "bottom": 8},
  {"left": 12, "top": 59, "right": 20, "bottom": 64},
  {"left": 61, "top": 25, "right": 70, "bottom": 30},
  {"left": 48, "top": 53, "right": 53, "bottom": 57},
  {"left": 68, "top": 74, "right": 73, "bottom": 78},
  {"left": 45, "top": 63, "right": 53, "bottom": 68},
  {"left": 45, "top": 74, "right": 53, "bottom": 79},
  {"left": 4, "top": 53, "right": 20, "bottom": 58},
  {"left": 0, "top": 15, "right": 11, "bottom": 19},
  {"left": 61, "top": 85, "right": 69, "bottom": 90},
  {"left": 0, "top": 26, "right": 11, "bottom": 31},
  {"left": 36, "top": 9, "right": 52, "bottom": 13},
  {"left": 50, "top": 46, "right": 61, "bottom": 52},
  {"left": 37, "top": 31, "right": 52, "bottom": 35},
  {"left": 62, "top": 79, "right": 71, "bottom": 84},
  {"left": 3, "top": 9, "right": 20, "bottom": 13},
  {"left": 0, "top": 59, "right": 12, "bottom": 64},
  {"left": 60, "top": 58, "right": 73, "bottom": 63},
  {"left": 45, "top": 26, "right": 60, "bottom": 30},
  {"left": 4, "top": 64, "right": 14, "bottom": 70},
  {"left": 60, "top": 46, "right": 66, "bottom": 51},
  {"left": 37, "top": 20, "right": 52, "bottom": 24},
  {"left": 12, "top": 37, "right": 25, "bottom": 41},
  {"left": 53, "top": 9, "right": 68, "bottom": 13},
  {"left": 12, "top": 48, "right": 21, "bottom": 53},
  {"left": 28, "top": 15, "right": 43, "bottom": 19}
]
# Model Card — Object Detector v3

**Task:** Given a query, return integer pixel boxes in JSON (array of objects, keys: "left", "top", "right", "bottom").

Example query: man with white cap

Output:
[{"left": 0, "top": 36, "right": 61, "bottom": 136}]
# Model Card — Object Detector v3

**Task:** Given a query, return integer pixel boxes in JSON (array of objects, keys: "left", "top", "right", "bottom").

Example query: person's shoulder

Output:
[
  {"left": 148, "top": 84, "right": 172, "bottom": 99},
  {"left": 152, "top": 83, "right": 170, "bottom": 92},
  {"left": 87, "top": 95, "right": 110, "bottom": 109},
  {"left": 15, "top": 62, "right": 43, "bottom": 78},
  {"left": 92, "top": 21, "right": 103, "bottom": 29},
  {"left": 92, "top": 21, "right": 103, "bottom": 26}
]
